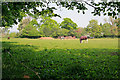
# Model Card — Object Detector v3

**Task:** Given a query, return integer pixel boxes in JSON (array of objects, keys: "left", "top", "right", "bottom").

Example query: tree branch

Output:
[{"left": 83, "top": 1, "right": 96, "bottom": 9}]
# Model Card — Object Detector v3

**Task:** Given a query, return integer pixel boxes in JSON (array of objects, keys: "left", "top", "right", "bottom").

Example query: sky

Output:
[
  {"left": 9, "top": 2, "right": 109, "bottom": 33},
  {"left": 51, "top": 3, "right": 109, "bottom": 27}
]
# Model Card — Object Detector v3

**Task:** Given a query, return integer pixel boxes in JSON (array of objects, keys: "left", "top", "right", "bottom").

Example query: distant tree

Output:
[
  {"left": 57, "top": 28, "right": 69, "bottom": 37},
  {"left": 103, "top": 17, "right": 118, "bottom": 37},
  {"left": 0, "top": 27, "right": 10, "bottom": 37},
  {"left": 20, "top": 19, "right": 39, "bottom": 38},
  {"left": 51, "top": 27, "right": 60, "bottom": 38},
  {"left": 86, "top": 19, "right": 102, "bottom": 37},
  {"left": 68, "top": 29, "right": 77, "bottom": 37},
  {"left": 21, "top": 25, "right": 39, "bottom": 38},
  {"left": 29, "top": 19, "right": 39, "bottom": 27},
  {"left": 18, "top": 17, "right": 31, "bottom": 31},
  {"left": 17, "top": 17, "right": 31, "bottom": 36},
  {"left": 110, "top": 26, "right": 118, "bottom": 37},
  {"left": 39, "top": 17, "right": 59, "bottom": 37},
  {"left": 115, "top": 18, "right": 120, "bottom": 27},
  {"left": 115, "top": 18, "right": 120, "bottom": 37},
  {"left": 108, "top": 17, "right": 118, "bottom": 37},
  {"left": 60, "top": 18, "right": 77, "bottom": 30},
  {"left": 75, "top": 27, "right": 87, "bottom": 38},
  {"left": 75, "top": 27, "right": 82, "bottom": 38},
  {"left": 102, "top": 23, "right": 111, "bottom": 37}
]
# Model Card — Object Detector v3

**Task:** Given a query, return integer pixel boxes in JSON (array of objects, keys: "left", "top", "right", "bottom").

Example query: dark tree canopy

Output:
[{"left": 1, "top": 1, "right": 120, "bottom": 27}]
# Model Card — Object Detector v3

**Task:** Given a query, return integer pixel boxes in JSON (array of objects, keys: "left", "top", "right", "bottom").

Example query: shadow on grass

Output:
[{"left": 2, "top": 41, "right": 119, "bottom": 79}]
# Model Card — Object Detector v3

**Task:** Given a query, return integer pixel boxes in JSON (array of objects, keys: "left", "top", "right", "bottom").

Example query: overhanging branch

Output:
[{"left": 83, "top": 1, "right": 96, "bottom": 9}]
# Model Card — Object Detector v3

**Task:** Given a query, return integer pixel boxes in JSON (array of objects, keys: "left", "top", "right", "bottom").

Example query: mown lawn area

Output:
[{"left": 1, "top": 38, "right": 119, "bottom": 79}]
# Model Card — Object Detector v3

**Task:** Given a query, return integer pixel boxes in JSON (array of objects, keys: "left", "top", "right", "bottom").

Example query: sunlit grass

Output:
[{"left": 2, "top": 38, "right": 118, "bottom": 50}]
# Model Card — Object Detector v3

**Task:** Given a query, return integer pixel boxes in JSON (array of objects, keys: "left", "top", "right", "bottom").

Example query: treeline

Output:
[
  {"left": 1, "top": 16, "right": 120, "bottom": 38},
  {"left": 86, "top": 17, "right": 119, "bottom": 38},
  {"left": 16, "top": 17, "right": 79, "bottom": 38}
]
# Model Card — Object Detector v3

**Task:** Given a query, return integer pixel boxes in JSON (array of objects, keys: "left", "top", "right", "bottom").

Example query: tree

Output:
[
  {"left": 110, "top": 26, "right": 118, "bottom": 37},
  {"left": 86, "top": 19, "right": 102, "bottom": 37},
  {"left": 21, "top": 25, "right": 40, "bottom": 38},
  {"left": 38, "top": 17, "right": 59, "bottom": 37},
  {"left": 68, "top": 29, "right": 77, "bottom": 37},
  {"left": 20, "top": 19, "right": 39, "bottom": 38},
  {"left": 115, "top": 18, "right": 120, "bottom": 37},
  {"left": 17, "top": 17, "right": 31, "bottom": 36},
  {"left": 2, "top": 2, "right": 59, "bottom": 27},
  {"left": 18, "top": 18, "right": 39, "bottom": 37},
  {"left": 57, "top": 28, "right": 69, "bottom": 37},
  {"left": 103, "top": 17, "right": 118, "bottom": 37},
  {"left": 18, "top": 17, "right": 31, "bottom": 31},
  {"left": 75, "top": 27, "right": 87, "bottom": 38},
  {"left": 2, "top": 1, "right": 120, "bottom": 27},
  {"left": 108, "top": 17, "right": 118, "bottom": 37},
  {"left": 60, "top": 18, "right": 77, "bottom": 30},
  {"left": 0, "top": 27, "right": 10, "bottom": 37},
  {"left": 102, "top": 23, "right": 111, "bottom": 37}
]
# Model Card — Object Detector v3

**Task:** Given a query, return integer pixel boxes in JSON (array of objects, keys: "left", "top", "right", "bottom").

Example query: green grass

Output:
[
  {"left": 2, "top": 38, "right": 118, "bottom": 50},
  {"left": 1, "top": 38, "right": 119, "bottom": 79}
]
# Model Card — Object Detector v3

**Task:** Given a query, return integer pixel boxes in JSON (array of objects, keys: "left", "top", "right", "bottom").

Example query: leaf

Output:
[
  {"left": 103, "top": 13, "right": 106, "bottom": 15},
  {"left": 108, "top": 12, "right": 112, "bottom": 16},
  {"left": 82, "top": 11, "right": 85, "bottom": 14}
]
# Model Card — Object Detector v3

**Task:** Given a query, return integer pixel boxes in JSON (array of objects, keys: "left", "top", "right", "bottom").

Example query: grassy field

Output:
[
  {"left": 1, "top": 38, "right": 119, "bottom": 79},
  {"left": 2, "top": 38, "right": 118, "bottom": 50}
]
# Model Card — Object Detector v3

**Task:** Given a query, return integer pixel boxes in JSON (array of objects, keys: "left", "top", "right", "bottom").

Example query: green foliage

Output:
[
  {"left": 90, "top": 2, "right": 120, "bottom": 19},
  {"left": 75, "top": 27, "right": 87, "bottom": 38},
  {"left": 39, "top": 17, "right": 78, "bottom": 37},
  {"left": 102, "top": 23, "right": 111, "bottom": 36},
  {"left": 59, "top": 1, "right": 120, "bottom": 18},
  {"left": 57, "top": 28, "right": 69, "bottom": 36},
  {"left": 39, "top": 17, "right": 59, "bottom": 37},
  {"left": 18, "top": 18, "right": 31, "bottom": 31},
  {"left": 16, "top": 16, "right": 119, "bottom": 38},
  {"left": 110, "top": 26, "right": 118, "bottom": 36},
  {"left": 0, "top": 27, "right": 10, "bottom": 37},
  {"left": 115, "top": 18, "right": 120, "bottom": 36},
  {"left": 109, "top": 17, "right": 118, "bottom": 37},
  {"left": 20, "top": 19, "right": 39, "bottom": 38},
  {"left": 17, "top": 18, "right": 31, "bottom": 37},
  {"left": 2, "top": 38, "right": 119, "bottom": 79},
  {"left": 2, "top": 1, "right": 120, "bottom": 27},
  {"left": 2, "top": 2, "right": 60, "bottom": 27},
  {"left": 86, "top": 19, "right": 102, "bottom": 37},
  {"left": 2, "top": 2, "right": 27, "bottom": 27},
  {"left": 21, "top": 25, "right": 39, "bottom": 38},
  {"left": 60, "top": 18, "right": 77, "bottom": 30},
  {"left": 102, "top": 17, "right": 119, "bottom": 37},
  {"left": 116, "top": 18, "right": 120, "bottom": 27},
  {"left": 68, "top": 29, "right": 77, "bottom": 36},
  {"left": 17, "top": 16, "right": 79, "bottom": 38}
]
